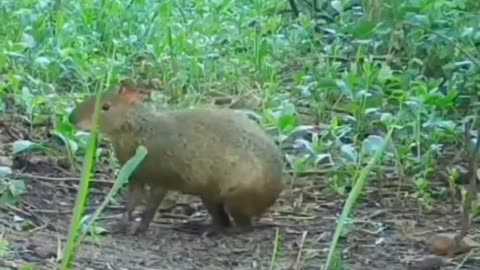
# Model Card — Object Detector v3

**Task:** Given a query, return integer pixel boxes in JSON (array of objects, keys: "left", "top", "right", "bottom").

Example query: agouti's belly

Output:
[{"left": 135, "top": 165, "right": 215, "bottom": 196}]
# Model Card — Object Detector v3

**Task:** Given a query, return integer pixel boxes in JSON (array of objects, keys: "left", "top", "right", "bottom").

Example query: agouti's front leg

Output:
[
  {"left": 126, "top": 181, "right": 145, "bottom": 221},
  {"left": 134, "top": 186, "right": 168, "bottom": 235},
  {"left": 116, "top": 180, "right": 144, "bottom": 233}
]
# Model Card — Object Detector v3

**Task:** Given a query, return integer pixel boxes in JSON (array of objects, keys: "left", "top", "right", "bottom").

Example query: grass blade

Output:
[
  {"left": 76, "top": 145, "right": 148, "bottom": 244},
  {"left": 324, "top": 126, "right": 395, "bottom": 270}
]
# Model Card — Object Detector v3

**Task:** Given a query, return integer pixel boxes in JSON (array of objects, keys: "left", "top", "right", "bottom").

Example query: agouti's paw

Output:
[
  {"left": 109, "top": 215, "right": 130, "bottom": 234},
  {"left": 131, "top": 221, "right": 150, "bottom": 235},
  {"left": 201, "top": 226, "right": 223, "bottom": 238},
  {"left": 110, "top": 219, "right": 130, "bottom": 234}
]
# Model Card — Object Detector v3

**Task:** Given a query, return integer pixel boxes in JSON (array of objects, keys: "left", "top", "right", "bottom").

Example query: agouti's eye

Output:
[{"left": 102, "top": 102, "right": 111, "bottom": 111}]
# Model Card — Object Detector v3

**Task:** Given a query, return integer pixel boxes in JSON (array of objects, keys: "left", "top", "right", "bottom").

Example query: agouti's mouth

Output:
[{"left": 75, "top": 118, "right": 93, "bottom": 130}]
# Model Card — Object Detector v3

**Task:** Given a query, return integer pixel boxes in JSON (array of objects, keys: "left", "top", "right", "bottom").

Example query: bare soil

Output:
[{"left": 0, "top": 114, "right": 479, "bottom": 270}]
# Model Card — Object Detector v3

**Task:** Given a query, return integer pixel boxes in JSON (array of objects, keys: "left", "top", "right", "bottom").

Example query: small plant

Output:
[
  {"left": 0, "top": 233, "right": 10, "bottom": 258},
  {"left": 0, "top": 178, "right": 27, "bottom": 205}
]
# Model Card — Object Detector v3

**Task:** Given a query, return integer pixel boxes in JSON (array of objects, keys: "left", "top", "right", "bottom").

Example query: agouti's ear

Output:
[{"left": 118, "top": 85, "right": 150, "bottom": 104}]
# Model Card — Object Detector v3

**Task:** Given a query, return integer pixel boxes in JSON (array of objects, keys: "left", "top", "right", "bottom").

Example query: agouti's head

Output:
[{"left": 69, "top": 84, "right": 150, "bottom": 134}]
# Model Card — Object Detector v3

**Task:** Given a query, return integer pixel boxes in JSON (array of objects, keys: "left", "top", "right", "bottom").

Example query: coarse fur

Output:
[{"left": 69, "top": 84, "right": 284, "bottom": 234}]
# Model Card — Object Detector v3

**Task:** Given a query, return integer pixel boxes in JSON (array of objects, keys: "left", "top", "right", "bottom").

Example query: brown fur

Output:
[{"left": 69, "top": 84, "right": 284, "bottom": 234}]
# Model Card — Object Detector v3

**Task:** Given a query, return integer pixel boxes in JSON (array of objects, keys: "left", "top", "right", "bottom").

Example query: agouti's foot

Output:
[
  {"left": 201, "top": 225, "right": 225, "bottom": 237},
  {"left": 110, "top": 214, "right": 131, "bottom": 234},
  {"left": 131, "top": 221, "right": 150, "bottom": 235}
]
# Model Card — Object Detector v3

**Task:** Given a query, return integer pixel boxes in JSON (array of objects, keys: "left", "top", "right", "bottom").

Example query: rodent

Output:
[
  {"left": 68, "top": 84, "right": 284, "bottom": 235},
  {"left": 430, "top": 233, "right": 472, "bottom": 256}
]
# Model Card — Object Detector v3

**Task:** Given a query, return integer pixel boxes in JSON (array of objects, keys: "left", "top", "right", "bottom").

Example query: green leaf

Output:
[
  {"left": 377, "top": 63, "right": 393, "bottom": 83},
  {"left": 344, "top": 20, "right": 378, "bottom": 39},
  {"left": 423, "top": 119, "right": 456, "bottom": 130},
  {"left": 380, "top": 113, "right": 394, "bottom": 123},
  {"left": 331, "top": 0, "right": 343, "bottom": 13},
  {"left": 119, "top": 146, "right": 149, "bottom": 184},
  {"left": 278, "top": 115, "right": 297, "bottom": 132},
  {"left": 362, "top": 135, "right": 386, "bottom": 156},
  {"left": 12, "top": 140, "right": 36, "bottom": 154},
  {"left": 274, "top": 101, "right": 298, "bottom": 132},
  {"left": 288, "top": 154, "right": 310, "bottom": 173},
  {"left": 34, "top": 56, "right": 51, "bottom": 66},
  {"left": 314, "top": 153, "right": 331, "bottom": 164},
  {"left": 22, "top": 33, "right": 36, "bottom": 48},
  {"left": 8, "top": 180, "right": 27, "bottom": 197},
  {"left": 52, "top": 131, "right": 79, "bottom": 155},
  {"left": 1, "top": 192, "right": 17, "bottom": 204},
  {"left": 19, "top": 264, "right": 36, "bottom": 270},
  {"left": 75, "top": 145, "right": 149, "bottom": 245},
  {"left": 341, "top": 144, "right": 358, "bottom": 163},
  {"left": 80, "top": 214, "right": 107, "bottom": 236},
  {"left": 21, "top": 87, "right": 34, "bottom": 114},
  {"left": 406, "top": 14, "right": 430, "bottom": 27},
  {"left": 0, "top": 166, "right": 12, "bottom": 177},
  {"left": 316, "top": 78, "right": 338, "bottom": 89},
  {"left": 0, "top": 235, "right": 10, "bottom": 257},
  {"left": 32, "top": 114, "right": 50, "bottom": 125},
  {"left": 287, "top": 125, "right": 315, "bottom": 137}
]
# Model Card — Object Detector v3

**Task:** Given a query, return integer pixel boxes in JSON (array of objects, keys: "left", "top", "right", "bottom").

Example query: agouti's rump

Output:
[{"left": 69, "top": 84, "right": 284, "bottom": 235}]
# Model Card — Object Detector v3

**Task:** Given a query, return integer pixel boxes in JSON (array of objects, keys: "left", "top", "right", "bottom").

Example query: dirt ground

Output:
[{"left": 1, "top": 116, "right": 479, "bottom": 270}]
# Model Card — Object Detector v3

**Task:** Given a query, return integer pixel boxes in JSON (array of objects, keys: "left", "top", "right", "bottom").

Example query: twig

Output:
[
  {"left": 389, "top": 140, "right": 407, "bottom": 200},
  {"left": 14, "top": 172, "right": 113, "bottom": 184},
  {"left": 294, "top": 231, "right": 308, "bottom": 270},
  {"left": 468, "top": 122, "right": 479, "bottom": 201},
  {"left": 443, "top": 123, "right": 475, "bottom": 208},
  {"left": 28, "top": 223, "right": 49, "bottom": 234},
  {"left": 56, "top": 232, "right": 62, "bottom": 262},
  {"left": 0, "top": 259, "right": 18, "bottom": 268},
  {"left": 453, "top": 249, "right": 474, "bottom": 270},
  {"left": 269, "top": 227, "right": 281, "bottom": 270},
  {"left": 75, "top": 146, "right": 148, "bottom": 245},
  {"left": 453, "top": 118, "right": 479, "bottom": 253},
  {"left": 0, "top": 203, "right": 55, "bottom": 231},
  {"left": 284, "top": 168, "right": 334, "bottom": 176}
]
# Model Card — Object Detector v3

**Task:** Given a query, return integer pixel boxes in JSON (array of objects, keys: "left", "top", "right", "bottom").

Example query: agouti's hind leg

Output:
[
  {"left": 134, "top": 186, "right": 168, "bottom": 235},
  {"left": 223, "top": 194, "right": 255, "bottom": 234},
  {"left": 200, "top": 197, "right": 231, "bottom": 228},
  {"left": 226, "top": 208, "right": 254, "bottom": 234}
]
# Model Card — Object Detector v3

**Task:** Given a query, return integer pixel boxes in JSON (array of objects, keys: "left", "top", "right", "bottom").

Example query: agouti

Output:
[{"left": 68, "top": 84, "right": 284, "bottom": 235}]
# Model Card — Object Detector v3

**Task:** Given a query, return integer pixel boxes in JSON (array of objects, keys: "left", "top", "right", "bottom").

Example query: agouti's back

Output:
[{"left": 69, "top": 84, "right": 284, "bottom": 234}]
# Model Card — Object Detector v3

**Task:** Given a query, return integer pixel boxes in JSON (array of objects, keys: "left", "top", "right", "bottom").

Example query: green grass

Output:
[{"left": 1, "top": 0, "right": 480, "bottom": 269}]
